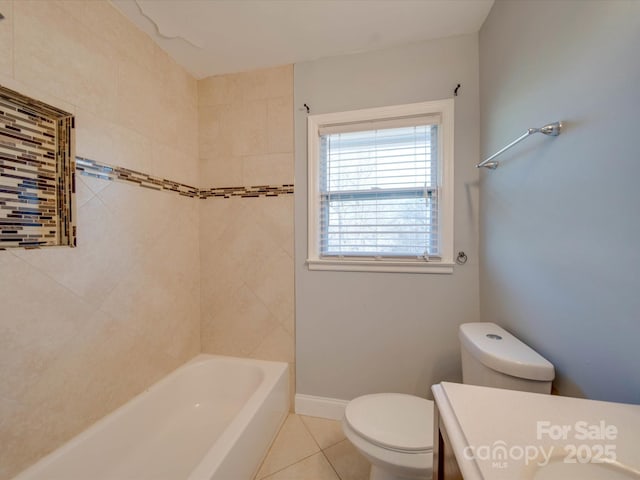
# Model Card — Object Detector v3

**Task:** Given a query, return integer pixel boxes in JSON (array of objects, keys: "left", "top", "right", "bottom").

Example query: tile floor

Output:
[{"left": 254, "top": 414, "right": 371, "bottom": 480}]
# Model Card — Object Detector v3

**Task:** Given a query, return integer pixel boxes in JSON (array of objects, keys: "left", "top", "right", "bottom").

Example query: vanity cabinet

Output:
[
  {"left": 432, "top": 381, "right": 640, "bottom": 480},
  {"left": 433, "top": 401, "right": 463, "bottom": 480}
]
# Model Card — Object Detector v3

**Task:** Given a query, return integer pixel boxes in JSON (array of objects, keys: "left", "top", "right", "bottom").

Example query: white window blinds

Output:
[{"left": 318, "top": 115, "right": 440, "bottom": 259}]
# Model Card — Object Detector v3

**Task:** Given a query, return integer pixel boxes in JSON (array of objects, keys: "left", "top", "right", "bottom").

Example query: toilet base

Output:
[{"left": 369, "top": 464, "right": 429, "bottom": 480}]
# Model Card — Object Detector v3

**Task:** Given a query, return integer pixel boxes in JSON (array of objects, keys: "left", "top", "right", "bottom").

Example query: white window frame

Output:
[{"left": 307, "top": 99, "right": 454, "bottom": 274}]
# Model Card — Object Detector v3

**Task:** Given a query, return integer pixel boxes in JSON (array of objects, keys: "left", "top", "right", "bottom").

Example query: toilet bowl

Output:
[
  {"left": 342, "top": 322, "right": 556, "bottom": 480},
  {"left": 342, "top": 393, "right": 433, "bottom": 480}
]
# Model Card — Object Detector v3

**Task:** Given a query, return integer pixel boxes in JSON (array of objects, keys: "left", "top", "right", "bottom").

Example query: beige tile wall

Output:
[
  {"left": 198, "top": 66, "right": 295, "bottom": 402},
  {"left": 0, "top": 1, "right": 200, "bottom": 478}
]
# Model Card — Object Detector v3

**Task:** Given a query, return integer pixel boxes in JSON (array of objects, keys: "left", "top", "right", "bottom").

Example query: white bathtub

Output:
[{"left": 14, "top": 355, "right": 289, "bottom": 480}]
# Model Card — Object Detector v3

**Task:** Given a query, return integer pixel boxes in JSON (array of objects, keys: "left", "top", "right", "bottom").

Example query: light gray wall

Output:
[
  {"left": 479, "top": 0, "right": 640, "bottom": 404},
  {"left": 294, "top": 34, "right": 480, "bottom": 401}
]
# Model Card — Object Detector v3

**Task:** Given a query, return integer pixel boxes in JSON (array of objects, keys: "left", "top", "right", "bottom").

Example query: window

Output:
[{"left": 307, "top": 100, "right": 454, "bottom": 273}]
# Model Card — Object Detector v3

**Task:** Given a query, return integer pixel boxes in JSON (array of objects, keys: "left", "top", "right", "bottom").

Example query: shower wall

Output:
[
  {"left": 198, "top": 66, "right": 295, "bottom": 399},
  {"left": 0, "top": 1, "right": 200, "bottom": 478}
]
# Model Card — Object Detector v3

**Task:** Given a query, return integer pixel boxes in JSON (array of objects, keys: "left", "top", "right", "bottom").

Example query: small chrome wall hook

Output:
[{"left": 456, "top": 251, "right": 468, "bottom": 265}]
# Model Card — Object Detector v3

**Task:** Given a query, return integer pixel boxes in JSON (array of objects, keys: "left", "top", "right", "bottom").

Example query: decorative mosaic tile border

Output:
[
  {"left": 76, "top": 157, "right": 294, "bottom": 200},
  {"left": 0, "top": 85, "right": 76, "bottom": 249},
  {"left": 75, "top": 157, "right": 199, "bottom": 198},
  {"left": 199, "top": 184, "right": 294, "bottom": 199},
  {"left": 0, "top": 84, "right": 292, "bottom": 251}
]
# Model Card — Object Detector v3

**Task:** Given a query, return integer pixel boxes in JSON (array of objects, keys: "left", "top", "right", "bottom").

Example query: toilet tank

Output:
[{"left": 459, "top": 323, "right": 555, "bottom": 394}]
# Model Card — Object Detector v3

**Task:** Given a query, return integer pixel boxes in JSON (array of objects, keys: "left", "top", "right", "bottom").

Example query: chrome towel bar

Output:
[{"left": 477, "top": 121, "right": 562, "bottom": 169}]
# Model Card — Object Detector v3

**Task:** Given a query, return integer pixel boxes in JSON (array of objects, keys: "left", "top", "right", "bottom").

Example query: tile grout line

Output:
[
  {"left": 321, "top": 448, "right": 344, "bottom": 480},
  {"left": 253, "top": 414, "right": 320, "bottom": 480},
  {"left": 298, "top": 414, "right": 324, "bottom": 451},
  {"left": 257, "top": 451, "right": 323, "bottom": 480},
  {"left": 299, "top": 415, "right": 349, "bottom": 452},
  {"left": 259, "top": 414, "right": 348, "bottom": 480},
  {"left": 251, "top": 412, "right": 297, "bottom": 480},
  {"left": 298, "top": 415, "right": 349, "bottom": 479}
]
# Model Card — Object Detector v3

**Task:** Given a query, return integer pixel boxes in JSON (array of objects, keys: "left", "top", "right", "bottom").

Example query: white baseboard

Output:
[{"left": 294, "top": 393, "right": 350, "bottom": 420}]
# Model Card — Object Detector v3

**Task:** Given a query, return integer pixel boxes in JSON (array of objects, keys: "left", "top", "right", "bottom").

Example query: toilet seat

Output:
[{"left": 344, "top": 393, "right": 434, "bottom": 453}]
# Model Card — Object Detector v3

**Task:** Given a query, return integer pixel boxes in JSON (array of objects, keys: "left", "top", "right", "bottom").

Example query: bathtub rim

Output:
[{"left": 187, "top": 354, "right": 289, "bottom": 480}]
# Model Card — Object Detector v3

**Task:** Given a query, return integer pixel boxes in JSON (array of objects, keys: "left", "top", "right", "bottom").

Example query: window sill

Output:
[{"left": 306, "top": 258, "right": 454, "bottom": 274}]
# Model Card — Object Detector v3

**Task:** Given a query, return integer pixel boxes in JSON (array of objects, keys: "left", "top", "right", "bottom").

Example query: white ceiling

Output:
[{"left": 111, "top": 0, "right": 494, "bottom": 79}]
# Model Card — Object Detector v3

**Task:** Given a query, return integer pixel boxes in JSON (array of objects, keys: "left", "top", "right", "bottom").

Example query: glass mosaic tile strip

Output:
[
  {"left": 0, "top": 85, "right": 76, "bottom": 249},
  {"left": 76, "top": 157, "right": 294, "bottom": 200},
  {"left": 75, "top": 157, "right": 199, "bottom": 198},
  {"left": 199, "top": 184, "right": 294, "bottom": 199}
]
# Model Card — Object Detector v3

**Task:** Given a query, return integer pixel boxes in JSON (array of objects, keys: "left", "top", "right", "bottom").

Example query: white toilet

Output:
[{"left": 342, "top": 322, "right": 555, "bottom": 480}]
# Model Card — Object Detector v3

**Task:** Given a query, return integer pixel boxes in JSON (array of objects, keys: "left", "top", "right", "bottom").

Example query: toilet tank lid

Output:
[{"left": 459, "top": 323, "right": 555, "bottom": 381}]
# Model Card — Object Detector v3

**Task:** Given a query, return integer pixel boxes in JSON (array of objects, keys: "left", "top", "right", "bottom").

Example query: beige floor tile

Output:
[
  {"left": 300, "top": 415, "right": 347, "bottom": 450},
  {"left": 324, "top": 439, "right": 372, "bottom": 480},
  {"left": 256, "top": 414, "right": 320, "bottom": 479},
  {"left": 260, "top": 453, "right": 339, "bottom": 480}
]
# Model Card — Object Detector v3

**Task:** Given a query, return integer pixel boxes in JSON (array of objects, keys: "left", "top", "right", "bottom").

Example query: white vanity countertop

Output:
[{"left": 432, "top": 382, "right": 640, "bottom": 480}]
